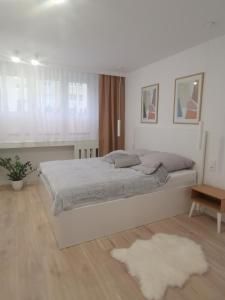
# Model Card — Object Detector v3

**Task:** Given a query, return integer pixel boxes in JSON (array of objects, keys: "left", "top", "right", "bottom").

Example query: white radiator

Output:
[{"left": 74, "top": 140, "right": 99, "bottom": 159}]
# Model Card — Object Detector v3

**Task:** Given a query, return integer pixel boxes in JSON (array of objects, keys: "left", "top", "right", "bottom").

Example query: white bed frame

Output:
[{"left": 38, "top": 126, "right": 207, "bottom": 249}]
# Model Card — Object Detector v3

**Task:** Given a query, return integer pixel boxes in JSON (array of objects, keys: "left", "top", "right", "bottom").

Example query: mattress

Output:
[
  {"left": 145, "top": 169, "right": 197, "bottom": 198},
  {"left": 40, "top": 158, "right": 197, "bottom": 215},
  {"left": 40, "top": 158, "right": 168, "bottom": 215},
  {"left": 161, "top": 169, "right": 197, "bottom": 189}
]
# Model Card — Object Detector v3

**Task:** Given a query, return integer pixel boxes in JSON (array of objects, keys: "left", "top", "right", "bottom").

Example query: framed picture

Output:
[
  {"left": 173, "top": 73, "right": 204, "bottom": 124},
  {"left": 141, "top": 83, "right": 159, "bottom": 123}
]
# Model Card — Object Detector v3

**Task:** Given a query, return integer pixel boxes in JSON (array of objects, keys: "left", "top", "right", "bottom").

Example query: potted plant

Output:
[{"left": 0, "top": 156, "right": 36, "bottom": 191}]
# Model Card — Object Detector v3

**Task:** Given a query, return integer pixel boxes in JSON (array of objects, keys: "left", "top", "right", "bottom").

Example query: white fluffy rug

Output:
[{"left": 111, "top": 233, "right": 208, "bottom": 300}]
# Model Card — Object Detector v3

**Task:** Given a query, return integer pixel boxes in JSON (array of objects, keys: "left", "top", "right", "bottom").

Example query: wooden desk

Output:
[{"left": 189, "top": 184, "right": 225, "bottom": 233}]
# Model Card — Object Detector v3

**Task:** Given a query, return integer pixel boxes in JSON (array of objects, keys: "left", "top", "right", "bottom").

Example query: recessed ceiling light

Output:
[
  {"left": 30, "top": 59, "right": 40, "bottom": 66},
  {"left": 11, "top": 56, "right": 21, "bottom": 63},
  {"left": 52, "top": 0, "right": 66, "bottom": 4},
  {"left": 193, "top": 81, "right": 198, "bottom": 86}
]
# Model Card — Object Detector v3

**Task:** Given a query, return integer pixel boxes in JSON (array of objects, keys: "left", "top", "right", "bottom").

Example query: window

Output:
[
  {"left": 0, "top": 62, "right": 99, "bottom": 143},
  {"left": 6, "top": 76, "right": 28, "bottom": 112},
  {"left": 39, "top": 80, "right": 60, "bottom": 112},
  {"left": 0, "top": 77, "right": 2, "bottom": 109},
  {"left": 68, "top": 82, "right": 87, "bottom": 112}
]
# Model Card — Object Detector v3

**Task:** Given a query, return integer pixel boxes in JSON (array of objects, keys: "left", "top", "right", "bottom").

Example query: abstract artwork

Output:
[
  {"left": 173, "top": 73, "right": 204, "bottom": 124},
  {"left": 141, "top": 84, "right": 159, "bottom": 123}
]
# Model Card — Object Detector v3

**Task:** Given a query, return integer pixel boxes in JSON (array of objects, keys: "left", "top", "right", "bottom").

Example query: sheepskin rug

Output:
[{"left": 111, "top": 233, "right": 208, "bottom": 300}]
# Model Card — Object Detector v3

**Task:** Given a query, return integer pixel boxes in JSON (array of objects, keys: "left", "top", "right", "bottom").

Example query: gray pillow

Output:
[
  {"left": 140, "top": 152, "right": 194, "bottom": 172},
  {"left": 132, "top": 161, "right": 161, "bottom": 175},
  {"left": 102, "top": 150, "right": 129, "bottom": 163},
  {"left": 114, "top": 154, "right": 141, "bottom": 168}
]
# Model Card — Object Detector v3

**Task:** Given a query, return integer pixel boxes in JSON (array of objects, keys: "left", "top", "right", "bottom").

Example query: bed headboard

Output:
[{"left": 134, "top": 125, "right": 207, "bottom": 184}]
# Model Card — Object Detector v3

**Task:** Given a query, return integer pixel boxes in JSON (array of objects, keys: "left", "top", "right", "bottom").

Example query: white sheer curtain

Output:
[{"left": 0, "top": 61, "right": 99, "bottom": 144}]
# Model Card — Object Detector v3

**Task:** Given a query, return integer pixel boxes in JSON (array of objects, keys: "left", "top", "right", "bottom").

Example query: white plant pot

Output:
[{"left": 11, "top": 180, "right": 24, "bottom": 191}]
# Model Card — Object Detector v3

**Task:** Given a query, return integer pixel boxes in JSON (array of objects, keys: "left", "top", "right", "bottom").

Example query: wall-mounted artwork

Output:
[
  {"left": 173, "top": 73, "right": 204, "bottom": 124},
  {"left": 141, "top": 84, "right": 159, "bottom": 123}
]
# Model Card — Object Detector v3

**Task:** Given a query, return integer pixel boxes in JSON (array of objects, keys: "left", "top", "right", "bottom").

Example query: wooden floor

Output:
[{"left": 1, "top": 185, "right": 225, "bottom": 300}]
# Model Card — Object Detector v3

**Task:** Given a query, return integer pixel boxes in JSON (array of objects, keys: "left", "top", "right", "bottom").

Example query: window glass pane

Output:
[
  {"left": 0, "top": 77, "right": 2, "bottom": 110},
  {"left": 39, "top": 80, "right": 60, "bottom": 112},
  {"left": 68, "top": 82, "right": 87, "bottom": 111},
  {"left": 6, "top": 76, "right": 28, "bottom": 112},
  {"left": 0, "top": 61, "right": 99, "bottom": 143}
]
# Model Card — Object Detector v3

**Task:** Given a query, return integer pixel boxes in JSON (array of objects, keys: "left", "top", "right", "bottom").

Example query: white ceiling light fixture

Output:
[
  {"left": 11, "top": 56, "right": 21, "bottom": 63},
  {"left": 51, "top": 0, "right": 67, "bottom": 5},
  {"left": 30, "top": 59, "right": 40, "bottom": 66}
]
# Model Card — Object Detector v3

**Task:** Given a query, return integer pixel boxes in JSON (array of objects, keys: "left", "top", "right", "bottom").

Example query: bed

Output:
[{"left": 38, "top": 126, "right": 207, "bottom": 249}]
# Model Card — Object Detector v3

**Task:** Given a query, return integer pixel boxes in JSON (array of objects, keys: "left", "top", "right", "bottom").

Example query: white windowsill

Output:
[{"left": 0, "top": 141, "right": 77, "bottom": 149}]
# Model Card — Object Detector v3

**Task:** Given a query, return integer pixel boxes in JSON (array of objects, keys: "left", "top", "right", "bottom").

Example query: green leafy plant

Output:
[{"left": 0, "top": 156, "right": 36, "bottom": 181}]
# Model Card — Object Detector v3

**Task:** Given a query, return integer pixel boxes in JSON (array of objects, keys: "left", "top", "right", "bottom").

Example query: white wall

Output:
[
  {"left": 126, "top": 34, "right": 225, "bottom": 189},
  {"left": 0, "top": 146, "right": 74, "bottom": 185}
]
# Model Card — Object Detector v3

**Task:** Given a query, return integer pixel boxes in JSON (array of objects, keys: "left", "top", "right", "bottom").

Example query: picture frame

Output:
[
  {"left": 173, "top": 73, "right": 204, "bottom": 124},
  {"left": 141, "top": 83, "right": 159, "bottom": 123}
]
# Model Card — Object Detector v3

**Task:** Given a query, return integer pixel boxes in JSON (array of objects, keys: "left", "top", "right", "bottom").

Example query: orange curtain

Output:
[{"left": 99, "top": 75, "right": 125, "bottom": 156}]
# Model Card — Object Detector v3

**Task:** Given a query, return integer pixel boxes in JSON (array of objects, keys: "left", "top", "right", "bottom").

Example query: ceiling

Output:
[{"left": 0, "top": 0, "right": 225, "bottom": 75}]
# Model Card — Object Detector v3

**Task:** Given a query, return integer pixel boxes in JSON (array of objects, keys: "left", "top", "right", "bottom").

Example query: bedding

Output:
[
  {"left": 114, "top": 154, "right": 141, "bottom": 168},
  {"left": 40, "top": 158, "right": 168, "bottom": 215},
  {"left": 131, "top": 161, "right": 161, "bottom": 175},
  {"left": 102, "top": 149, "right": 153, "bottom": 163},
  {"left": 139, "top": 152, "right": 194, "bottom": 172},
  {"left": 162, "top": 169, "right": 196, "bottom": 189},
  {"left": 102, "top": 150, "right": 129, "bottom": 163}
]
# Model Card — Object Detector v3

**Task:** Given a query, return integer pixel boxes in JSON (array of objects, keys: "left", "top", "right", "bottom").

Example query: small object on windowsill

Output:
[{"left": 189, "top": 184, "right": 225, "bottom": 233}]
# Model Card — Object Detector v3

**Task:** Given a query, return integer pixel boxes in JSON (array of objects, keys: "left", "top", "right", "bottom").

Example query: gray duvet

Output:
[{"left": 40, "top": 158, "right": 168, "bottom": 215}]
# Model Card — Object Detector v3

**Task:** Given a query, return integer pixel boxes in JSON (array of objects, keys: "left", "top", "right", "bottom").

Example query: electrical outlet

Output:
[{"left": 209, "top": 160, "right": 217, "bottom": 172}]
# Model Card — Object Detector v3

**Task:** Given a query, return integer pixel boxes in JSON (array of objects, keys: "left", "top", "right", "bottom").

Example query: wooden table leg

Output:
[
  {"left": 189, "top": 202, "right": 196, "bottom": 218},
  {"left": 196, "top": 203, "right": 200, "bottom": 213},
  {"left": 217, "top": 212, "right": 222, "bottom": 233}
]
